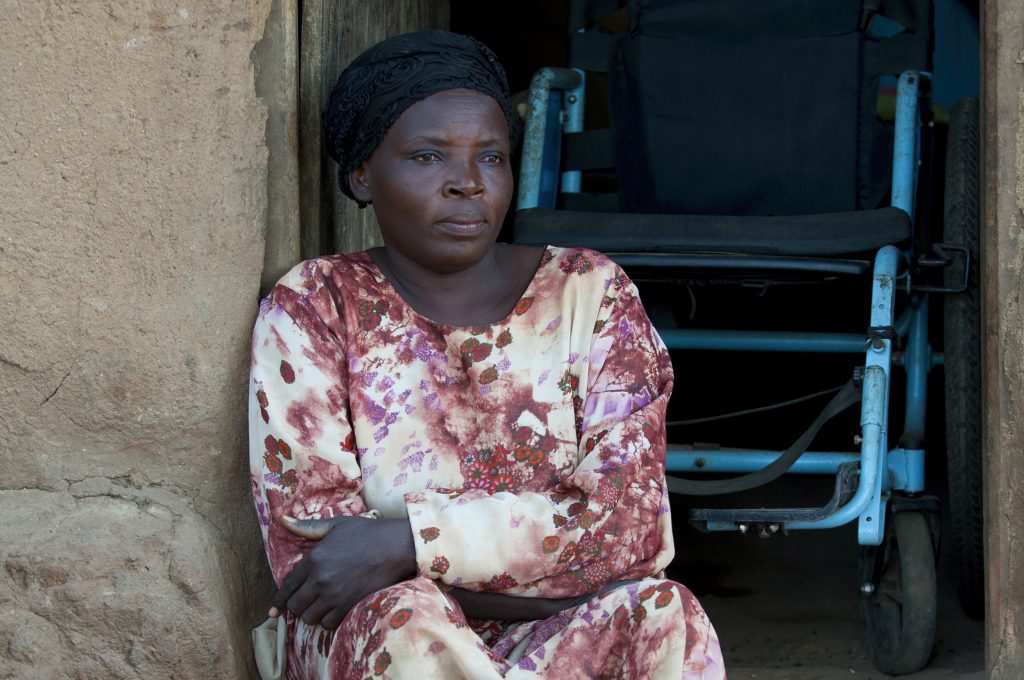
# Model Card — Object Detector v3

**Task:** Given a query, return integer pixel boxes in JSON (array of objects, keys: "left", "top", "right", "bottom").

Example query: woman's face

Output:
[{"left": 350, "top": 88, "right": 513, "bottom": 275}]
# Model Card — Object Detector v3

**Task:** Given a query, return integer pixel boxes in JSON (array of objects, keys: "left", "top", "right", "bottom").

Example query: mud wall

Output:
[{"left": 0, "top": 1, "right": 272, "bottom": 676}]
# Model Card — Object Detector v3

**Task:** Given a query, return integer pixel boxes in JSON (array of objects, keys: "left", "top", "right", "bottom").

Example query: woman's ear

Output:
[{"left": 349, "top": 166, "right": 372, "bottom": 204}]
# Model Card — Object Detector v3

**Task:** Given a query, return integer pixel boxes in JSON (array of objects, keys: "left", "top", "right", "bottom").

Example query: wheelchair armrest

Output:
[{"left": 518, "top": 68, "right": 585, "bottom": 212}]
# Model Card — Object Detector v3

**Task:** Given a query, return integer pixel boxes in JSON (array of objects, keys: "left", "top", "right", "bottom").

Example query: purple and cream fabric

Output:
[{"left": 249, "top": 246, "right": 725, "bottom": 678}]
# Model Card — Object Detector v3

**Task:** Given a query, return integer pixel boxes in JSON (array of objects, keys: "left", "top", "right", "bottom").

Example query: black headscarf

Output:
[{"left": 323, "top": 30, "right": 513, "bottom": 202}]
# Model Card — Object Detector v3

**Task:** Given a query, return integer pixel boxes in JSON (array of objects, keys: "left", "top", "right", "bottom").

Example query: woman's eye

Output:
[
  {"left": 480, "top": 152, "right": 505, "bottom": 164},
  {"left": 412, "top": 152, "right": 441, "bottom": 162}
]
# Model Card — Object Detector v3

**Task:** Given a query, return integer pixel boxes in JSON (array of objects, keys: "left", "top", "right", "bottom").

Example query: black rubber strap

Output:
[
  {"left": 866, "top": 325, "right": 898, "bottom": 341},
  {"left": 666, "top": 379, "right": 863, "bottom": 496}
]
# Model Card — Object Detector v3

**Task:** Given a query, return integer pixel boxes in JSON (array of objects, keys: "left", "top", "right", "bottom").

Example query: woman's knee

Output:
[
  {"left": 596, "top": 578, "right": 702, "bottom": 622},
  {"left": 641, "top": 579, "right": 708, "bottom": 619},
  {"left": 344, "top": 577, "right": 455, "bottom": 640}
]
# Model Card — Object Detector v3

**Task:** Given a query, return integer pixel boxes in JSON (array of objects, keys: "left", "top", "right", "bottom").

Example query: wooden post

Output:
[
  {"left": 299, "top": 0, "right": 450, "bottom": 259},
  {"left": 981, "top": 0, "right": 1024, "bottom": 676},
  {"left": 256, "top": 0, "right": 302, "bottom": 294}
]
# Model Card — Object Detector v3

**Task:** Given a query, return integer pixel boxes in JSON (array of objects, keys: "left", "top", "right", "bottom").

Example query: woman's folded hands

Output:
[
  {"left": 268, "top": 513, "right": 619, "bottom": 629},
  {"left": 269, "top": 515, "right": 417, "bottom": 630}
]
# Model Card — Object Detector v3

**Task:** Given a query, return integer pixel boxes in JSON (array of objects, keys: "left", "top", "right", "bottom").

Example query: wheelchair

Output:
[{"left": 512, "top": 0, "right": 981, "bottom": 674}]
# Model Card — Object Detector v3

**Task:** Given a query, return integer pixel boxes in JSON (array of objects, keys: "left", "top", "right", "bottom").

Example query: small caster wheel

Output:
[{"left": 858, "top": 510, "right": 938, "bottom": 675}]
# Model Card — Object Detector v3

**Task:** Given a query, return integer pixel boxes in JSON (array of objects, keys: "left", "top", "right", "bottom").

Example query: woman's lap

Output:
[
  {"left": 287, "top": 577, "right": 724, "bottom": 679},
  {"left": 502, "top": 578, "right": 724, "bottom": 679}
]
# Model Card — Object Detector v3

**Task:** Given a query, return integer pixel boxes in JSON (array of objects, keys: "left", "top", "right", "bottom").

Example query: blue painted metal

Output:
[
  {"left": 667, "top": 447, "right": 859, "bottom": 474},
  {"left": 659, "top": 307, "right": 912, "bottom": 353},
  {"left": 668, "top": 446, "right": 922, "bottom": 493},
  {"left": 517, "top": 68, "right": 583, "bottom": 211},
  {"left": 770, "top": 367, "right": 886, "bottom": 541},
  {"left": 660, "top": 329, "right": 870, "bottom": 353},
  {"left": 538, "top": 91, "right": 562, "bottom": 209},
  {"left": 888, "top": 448, "right": 926, "bottom": 493},
  {"left": 902, "top": 297, "right": 931, "bottom": 447},
  {"left": 891, "top": 71, "right": 921, "bottom": 220},
  {"left": 702, "top": 247, "right": 900, "bottom": 544},
  {"left": 893, "top": 306, "right": 912, "bottom": 339},
  {"left": 791, "top": 246, "right": 898, "bottom": 544},
  {"left": 560, "top": 71, "right": 586, "bottom": 194}
]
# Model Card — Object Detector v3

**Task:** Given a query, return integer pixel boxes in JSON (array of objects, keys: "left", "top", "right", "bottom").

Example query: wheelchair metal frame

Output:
[{"left": 517, "top": 67, "right": 938, "bottom": 547}]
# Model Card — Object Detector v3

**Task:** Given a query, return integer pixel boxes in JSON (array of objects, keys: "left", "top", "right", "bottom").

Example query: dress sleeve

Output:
[
  {"left": 404, "top": 276, "right": 675, "bottom": 599},
  {"left": 249, "top": 276, "right": 370, "bottom": 586}
]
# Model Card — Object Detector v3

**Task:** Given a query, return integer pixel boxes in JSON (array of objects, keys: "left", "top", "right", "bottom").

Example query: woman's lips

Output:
[{"left": 434, "top": 219, "right": 489, "bottom": 235}]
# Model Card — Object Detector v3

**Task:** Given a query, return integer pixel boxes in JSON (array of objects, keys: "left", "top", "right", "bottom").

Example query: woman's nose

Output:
[{"left": 443, "top": 159, "right": 484, "bottom": 198}]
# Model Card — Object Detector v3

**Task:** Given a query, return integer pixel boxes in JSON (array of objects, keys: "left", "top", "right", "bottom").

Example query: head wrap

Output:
[{"left": 323, "top": 30, "right": 513, "bottom": 202}]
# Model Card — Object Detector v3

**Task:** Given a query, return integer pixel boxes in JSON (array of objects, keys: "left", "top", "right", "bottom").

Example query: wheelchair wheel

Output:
[
  {"left": 942, "top": 97, "right": 984, "bottom": 620},
  {"left": 859, "top": 511, "right": 937, "bottom": 675}
]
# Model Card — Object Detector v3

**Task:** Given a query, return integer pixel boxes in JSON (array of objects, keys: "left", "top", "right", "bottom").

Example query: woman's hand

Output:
[{"left": 269, "top": 515, "right": 417, "bottom": 630}]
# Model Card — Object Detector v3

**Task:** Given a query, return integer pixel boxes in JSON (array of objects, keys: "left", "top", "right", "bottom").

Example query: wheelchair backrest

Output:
[{"left": 572, "top": 0, "right": 932, "bottom": 217}]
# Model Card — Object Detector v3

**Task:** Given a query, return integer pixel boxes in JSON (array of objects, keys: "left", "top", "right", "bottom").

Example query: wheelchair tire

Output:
[
  {"left": 942, "top": 97, "right": 984, "bottom": 620},
  {"left": 859, "top": 511, "right": 938, "bottom": 675}
]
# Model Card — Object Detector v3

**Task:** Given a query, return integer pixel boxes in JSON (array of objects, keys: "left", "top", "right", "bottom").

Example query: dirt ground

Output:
[{"left": 666, "top": 479, "right": 985, "bottom": 680}]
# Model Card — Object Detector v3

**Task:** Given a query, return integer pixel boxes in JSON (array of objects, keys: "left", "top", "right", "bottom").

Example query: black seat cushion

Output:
[{"left": 514, "top": 205, "right": 910, "bottom": 257}]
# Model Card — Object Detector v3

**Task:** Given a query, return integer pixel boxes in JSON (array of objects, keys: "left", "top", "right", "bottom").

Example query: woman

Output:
[{"left": 249, "top": 30, "right": 724, "bottom": 679}]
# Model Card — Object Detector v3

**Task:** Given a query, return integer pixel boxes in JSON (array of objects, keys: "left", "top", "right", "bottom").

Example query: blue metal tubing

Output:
[
  {"left": 889, "top": 71, "right": 927, "bottom": 495},
  {"left": 517, "top": 68, "right": 583, "bottom": 211},
  {"left": 668, "top": 447, "right": 919, "bottom": 491},
  {"left": 659, "top": 307, "right": 912, "bottom": 353},
  {"left": 901, "top": 297, "right": 930, "bottom": 452},
  {"left": 701, "top": 362, "right": 889, "bottom": 541},
  {"left": 704, "top": 246, "right": 900, "bottom": 542},
  {"left": 538, "top": 91, "right": 563, "bottom": 209},
  {"left": 703, "top": 246, "right": 899, "bottom": 542},
  {"left": 787, "top": 246, "right": 899, "bottom": 543},
  {"left": 668, "top": 447, "right": 860, "bottom": 474},
  {"left": 559, "top": 72, "right": 586, "bottom": 194},
  {"left": 661, "top": 329, "right": 872, "bottom": 353},
  {"left": 891, "top": 71, "right": 921, "bottom": 220},
  {"left": 890, "top": 448, "right": 925, "bottom": 493}
]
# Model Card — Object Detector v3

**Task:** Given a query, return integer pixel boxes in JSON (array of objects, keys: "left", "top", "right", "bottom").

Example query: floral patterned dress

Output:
[{"left": 249, "top": 246, "right": 725, "bottom": 679}]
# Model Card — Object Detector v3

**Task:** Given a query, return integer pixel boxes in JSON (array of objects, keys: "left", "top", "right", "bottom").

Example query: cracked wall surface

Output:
[{"left": 1, "top": 1, "right": 274, "bottom": 677}]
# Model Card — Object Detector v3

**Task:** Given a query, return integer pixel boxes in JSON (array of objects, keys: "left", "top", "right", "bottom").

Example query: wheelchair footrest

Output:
[{"left": 688, "top": 462, "right": 860, "bottom": 531}]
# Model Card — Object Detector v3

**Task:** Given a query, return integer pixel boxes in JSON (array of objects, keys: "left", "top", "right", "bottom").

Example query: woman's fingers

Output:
[
  {"left": 281, "top": 514, "right": 340, "bottom": 540},
  {"left": 270, "top": 517, "right": 399, "bottom": 627},
  {"left": 320, "top": 607, "right": 346, "bottom": 631},
  {"left": 297, "top": 591, "right": 333, "bottom": 626},
  {"left": 270, "top": 557, "right": 310, "bottom": 617},
  {"left": 285, "top": 580, "right": 319, "bottom": 621}
]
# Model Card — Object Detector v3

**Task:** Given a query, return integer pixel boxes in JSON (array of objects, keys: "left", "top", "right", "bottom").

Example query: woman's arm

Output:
[
  {"left": 250, "top": 275, "right": 367, "bottom": 584},
  {"left": 252, "top": 269, "right": 419, "bottom": 628},
  {"left": 273, "top": 515, "right": 592, "bottom": 622},
  {"left": 447, "top": 587, "right": 593, "bottom": 621}
]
